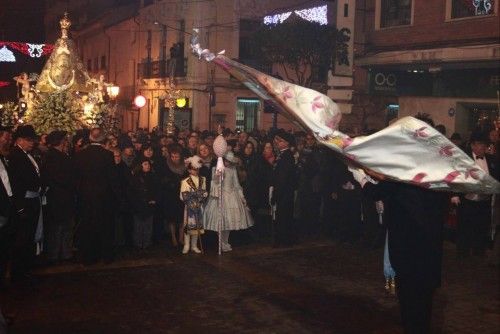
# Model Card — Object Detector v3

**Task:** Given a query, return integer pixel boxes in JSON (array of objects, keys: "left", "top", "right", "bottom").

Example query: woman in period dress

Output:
[{"left": 203, "top": 151, "right": 254, "bottom": 252}]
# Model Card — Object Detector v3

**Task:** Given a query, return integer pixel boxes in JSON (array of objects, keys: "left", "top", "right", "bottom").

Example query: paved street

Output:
[{"left": 1, "top": 237, "right": 498, "bottom": 334}]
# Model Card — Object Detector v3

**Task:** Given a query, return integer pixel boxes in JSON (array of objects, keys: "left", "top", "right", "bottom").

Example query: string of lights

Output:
[
  {"left": 0, "top": 41, "right": 53, "bottom": 63},
  {"left": 106, "top": 1, "right": 330, "bottom": 36}
]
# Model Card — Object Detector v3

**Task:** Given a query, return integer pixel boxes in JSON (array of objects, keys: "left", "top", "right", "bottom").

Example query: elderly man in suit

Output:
[
  {"left": 271, "top": 129, "right": 297, "bottom": 247},
  {"left": 74, "top": 128, "right": 119, "bottom": 264},
  {"left": 8, "top": 125, "right": 42, "bottom": 283},
  {"left": 452, "top": 131, "right": 499, "bottom": 258}
]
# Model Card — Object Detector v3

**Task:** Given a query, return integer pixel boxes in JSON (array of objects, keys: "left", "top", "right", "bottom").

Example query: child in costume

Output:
[{"left": 180, "top": 155, "right": 208, "bottom": 254}]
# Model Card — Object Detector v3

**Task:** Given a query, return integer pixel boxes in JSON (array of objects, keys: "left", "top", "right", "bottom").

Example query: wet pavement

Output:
[{"left": 1, "top": 237, "right": 498, "bottom": 334}]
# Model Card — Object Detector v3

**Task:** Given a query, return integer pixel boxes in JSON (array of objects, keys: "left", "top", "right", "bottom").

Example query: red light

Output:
[{"left": 134, "top": 95, "right": 146, "bottom": 108}]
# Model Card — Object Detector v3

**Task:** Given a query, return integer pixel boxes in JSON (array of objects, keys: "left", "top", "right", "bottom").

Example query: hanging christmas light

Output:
[
  {"left": 0, "top": 41, "right": 54, "bottom": 60},
  {"left": 26, "top": 43, "right": 46, "bottom": 58},
  {"left": 264, "top": 11, "right": 292, "bottom": 25},
  {"left": 0, "top": 45, "right": 16, "bottom": 62},
  {"left": 264, "top": 5, "right": 328, "bottom": 26}
]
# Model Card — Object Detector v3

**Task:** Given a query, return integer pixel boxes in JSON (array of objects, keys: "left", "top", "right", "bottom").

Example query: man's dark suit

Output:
[
  {"left": 271, "top": 148, "right": 297, "bottom": 246},
  {"left": 74, "top": 143, "right": 118, "bottom": 264},
  {"left": 0, "top": 156, "right": 12, "bottom": 221},
  {"left": 8, "top": 146, "right": 41, "bottom": 280},
  {"left": 0, "top": 155, "right": 15, "bottom": 283},
  {"left": 363, "top": 181, "right": 448, "bottom": 334},
  {"left": 41, "top": 147, "right": 76, "bottom": 261},
  {"left": 456, "top": 152, "right": 498, "bottom": 257}
]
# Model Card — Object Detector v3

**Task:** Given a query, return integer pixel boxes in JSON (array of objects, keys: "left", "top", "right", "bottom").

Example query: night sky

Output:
[{"left": 0, "top": 0, "right": 47, "bottom": 101}]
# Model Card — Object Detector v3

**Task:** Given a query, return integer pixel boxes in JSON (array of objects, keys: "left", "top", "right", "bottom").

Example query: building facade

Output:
[
  {"left": 44, "top": 0, "right": 352, "bottom": 133},
  {"left": 132, "top": 0, "right": 341, "bottom": 132},
  {"left": 353, "top": 0, "right": 500, "bottom": 136}
]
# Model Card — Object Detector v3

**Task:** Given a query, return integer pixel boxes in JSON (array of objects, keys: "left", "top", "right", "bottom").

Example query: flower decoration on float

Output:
[
  {"left": 26, "top": 90, "right": 83, "bottom": 135},
  {"left": 0, "top": 102, "right": 20, "bottom": 127}
]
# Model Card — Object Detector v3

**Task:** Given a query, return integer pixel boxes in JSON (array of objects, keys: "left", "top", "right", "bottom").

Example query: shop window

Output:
[
  {"left": 377, "top": 0, "right": 413, "bottom": 28},
  {"left": 449, "top": 0, "right": 495, "bottom": 19},
  {"left": 386, "top": 104, "right": 399, "bottom": 125},
  {"left": 236, "top": 98, "right": 259, "bottom": 131}
]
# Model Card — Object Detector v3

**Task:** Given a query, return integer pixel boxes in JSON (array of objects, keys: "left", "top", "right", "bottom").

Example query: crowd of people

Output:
[{"left": 0, "top": 119, "right": 498, "bottom": 333}]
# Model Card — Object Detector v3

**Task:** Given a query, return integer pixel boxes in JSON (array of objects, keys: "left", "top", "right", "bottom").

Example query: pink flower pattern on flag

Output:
[
  {"left": 281, "top": 86, "right": 293, "bottom": 102},
  {"left": 311, "top": 96, "right": 325, "bottom": 113},
  {"left": 413, "top": 127, "right": 429, "bottom": 138},
  {"left": 439, "top": 145, "right": 454, "bottom": 157},
  {"left": 465, "top": 168, "right": 481, "bottom": 180},
  {"left": 412, "top": 173, "right": 427, "bottom": 183},
  {"left": 342, "top": 137, "right": 353, "bottom": 148},
  {"left": 443, "top": 171, "right": 461, "bottom": 183}
]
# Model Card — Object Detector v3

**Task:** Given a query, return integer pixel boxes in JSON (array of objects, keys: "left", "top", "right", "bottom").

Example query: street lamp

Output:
[
  {"left": 161, "top": 83, "right": 181, "bottom": 135},
  {"left": 134, "top": 95, "right": 147, "bottom": 108},
  {"left": 106, "top": 85, "right": 120, "bottom": 100},
  {"left": 176, "top": 97, "right": 187, "bottom": 108},
  {"left": 106, "top": 85, "right": 120, "bottom": 122}
]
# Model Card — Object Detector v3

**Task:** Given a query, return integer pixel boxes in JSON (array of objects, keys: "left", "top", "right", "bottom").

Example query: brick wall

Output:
[{"left": 362, "top": 0, "right": 499, "bottom": 52}]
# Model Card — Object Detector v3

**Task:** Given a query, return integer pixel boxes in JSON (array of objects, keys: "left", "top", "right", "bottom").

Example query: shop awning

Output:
[{"left": 356, "top": 44, "right": 500, "bottom": 68}]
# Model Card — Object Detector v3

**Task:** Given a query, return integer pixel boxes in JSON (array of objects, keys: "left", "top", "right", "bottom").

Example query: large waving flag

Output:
[{"left": 191, "top": 32, "right": 499, "bottom": 194}]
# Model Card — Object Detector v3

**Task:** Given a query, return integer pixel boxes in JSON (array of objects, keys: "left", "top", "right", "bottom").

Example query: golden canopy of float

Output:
[{"left": 35, "top": 13, "right": 92, "bottom": 93}]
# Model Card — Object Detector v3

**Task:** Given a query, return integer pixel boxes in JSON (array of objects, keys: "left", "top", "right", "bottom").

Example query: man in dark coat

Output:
[
  {"left": 0, "top": 125, "right": 14, "bottom": 285},
  {"left": 451, "top": 131, "right": 498, "bottom": 258},
  {"left": 74, "top": 128, "right": 119, "bottom": 264},
  {"left": 353, "top": 169, "right": 448, "bottom": 334},
  {"left": 271, "top": 129, "right": 297, "bottom": 247},
  {"left": 41, "top": 131, "right": 75, "bottom": 263},
  {"left": 326, "top": 155, "right": 363, "bottom": 243},
  {"left": 8, "top": 125, "right": 41, "bottom": 281}
]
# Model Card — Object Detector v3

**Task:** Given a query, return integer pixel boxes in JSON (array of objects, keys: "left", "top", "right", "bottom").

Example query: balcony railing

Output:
[{"left": 138, "top": 57, "right": 187, "bottom": 79}]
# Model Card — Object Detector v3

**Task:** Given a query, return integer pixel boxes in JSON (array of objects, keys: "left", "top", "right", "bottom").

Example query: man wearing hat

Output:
[
  {"left": 41, "top": 131, "right": 75, "bottom": 263},
  {"left": 74, "top": 128, "right": 119, "bottom": 264},
  {"left": 8, "top": 125, "right": 41, "bottom": 282},
  {"left": 271, "top": 129, "right": 297, "bottom": 247},
  {"left": 452, "top": 131, "right": 498, "bottom": 258}
]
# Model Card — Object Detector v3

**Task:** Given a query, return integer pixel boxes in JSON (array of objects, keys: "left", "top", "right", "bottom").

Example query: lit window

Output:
[
  {"left": 451, "top": 0, "right": 494, "bottom": 19},
  {"left": 236, "top": 98, "right": 259, "bottom": 131},
  {"left": 380, "top": 0, "right": 412, "bottom": 28}
]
